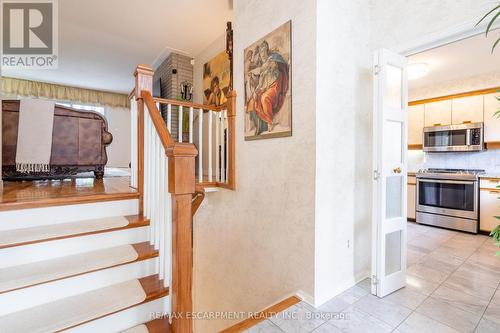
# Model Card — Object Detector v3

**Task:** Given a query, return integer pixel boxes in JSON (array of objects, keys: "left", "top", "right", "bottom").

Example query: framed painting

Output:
[
  {"left": 203, "top": 51, "right": 231, "bottom": 106},
  {"left": 244, "top": 20, "right": 292, "bottom": 140}
]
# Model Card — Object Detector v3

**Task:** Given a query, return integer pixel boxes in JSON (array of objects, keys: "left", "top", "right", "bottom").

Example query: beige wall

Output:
[
  {"left": 104, "top": 106, "right": 131, "bottom": 168},
  {"left": 192, "top": 0, "right": 316, "bottom": 331},
  {"left": 190, "top": 0, "right": 495, "bottom": 331},
  {"left": 314, "top": 0, "right": 372, "bottom": 306},
  {"left": 193, "top": 34, "right": 226, "bottom": 104}
]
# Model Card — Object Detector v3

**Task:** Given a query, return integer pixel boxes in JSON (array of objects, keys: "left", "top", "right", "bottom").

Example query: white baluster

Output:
[
  {"left": 144, "top": 111, "right": 150, "bottom": 219},
  {"left": 148, "top": 116, "right": 156, "bottom": 244},
  {"left": 130, "top": 99, "right": 137, "bottom": 188},
  {"left": 220, "top": 111, "right": 225, "bottom": 183},
  {"left": 225, "top": 110, "right": 229, "bottom": 182},
  {"left": 208, "top": 111, "right": 213, "bottom": 182},
  {"left": 159, "top": 146, "right": 166, "bottom": 281},
  {"left": 189, "top": 107, "right": 194, "bottom": 143},
  {"left": 165, "top": 155, "right": 172, "bottom": 289},
  {"left": 178, "top": 105, "right": 183, "bottom": 142},
  {"left": 198, "top": 108, "right": 203, "bottom": 183},
  {"left": 215, "top": 112, "right": 220, "bottom": 182},
  {"left": 154, "top": 133, "right": 161, "bottom": 250},
  {"left": 167, "top": 104, "right": 172, "bottom": 132}
]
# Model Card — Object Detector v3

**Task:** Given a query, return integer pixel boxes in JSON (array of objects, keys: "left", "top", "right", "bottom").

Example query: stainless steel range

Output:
[{"left": 416, "top": 168, "right": 484, "bottom": 233}]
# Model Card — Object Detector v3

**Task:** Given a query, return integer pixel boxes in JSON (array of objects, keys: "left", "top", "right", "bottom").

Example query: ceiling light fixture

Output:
[{"left": 408, "top": 63, "right": 429, "bottom": 80}]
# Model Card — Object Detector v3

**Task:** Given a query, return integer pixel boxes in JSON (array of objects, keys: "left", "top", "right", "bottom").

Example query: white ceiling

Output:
[
  {"left": 408, "top": 32, "right": 500, "bottom": 91},
  {"left": 2, "top": 0, "right": 232, "bottom": 94}
]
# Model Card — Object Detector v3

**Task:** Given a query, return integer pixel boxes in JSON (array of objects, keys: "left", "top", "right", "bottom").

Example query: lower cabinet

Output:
[
  {"left": 408, "top": 177, "right": 416, "bottom": 220},
  {"left": 480, "top": 189, "right": 500, "bottom": 233}
]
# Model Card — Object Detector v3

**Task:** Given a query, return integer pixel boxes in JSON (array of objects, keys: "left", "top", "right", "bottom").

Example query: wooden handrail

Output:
[
  {"left": 192, "top": 184, "right": 205, "bottom": 215},
  {"left": 142, "top": 91, "right": 174, "bottom": 148},
  {"left": 152, "top": 96, "right": 227, "bottom": 112},
  {"left": 128, "top": 88, "right": 135, "bottom": 100}
]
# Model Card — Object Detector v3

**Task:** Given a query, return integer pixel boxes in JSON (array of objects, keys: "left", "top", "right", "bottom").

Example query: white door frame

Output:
[
  {"left": 369, "top": 20, "right": 499, "bottom": 296},
  {"left": 395, "top": 21, "right": 499, "bottom": 57}
]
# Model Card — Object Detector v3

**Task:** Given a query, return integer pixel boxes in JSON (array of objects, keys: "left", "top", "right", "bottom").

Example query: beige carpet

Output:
[
  {"left": 0, "top": 216, "right": 129, "bottom": 248},
  {"left": 0, "top": 244, "right": 138, "bottom": 293},
  {"left": 121, "top": 324, "right": 149, "bottom": 333},
  {"left": 0, "top": 279, "right": 147, "bottom": 333}
]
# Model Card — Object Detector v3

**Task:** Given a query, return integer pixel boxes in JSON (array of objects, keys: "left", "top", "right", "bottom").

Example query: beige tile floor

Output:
[{"left": 244, "top": 222, "right": 500, "bottom": 333}]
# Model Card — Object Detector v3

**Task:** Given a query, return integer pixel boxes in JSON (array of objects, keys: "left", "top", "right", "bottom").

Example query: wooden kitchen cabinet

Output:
[
  {"left": 480, "top": 189, "right": 500, "bottom": 233},
  {"left": 407, "top": 176, "right": 416, "bottom": 220},
  {"left": 424, "top": 100, "right": 452, "bottom": 127},
  {"left": 484, "top": 92, "right": 500, "bottom": 143},
  {"left": 452, "top": 95, "right": 483, "bottom": 124},
  {"left": 408, "top": 105, "right": 424, "bottom": 146}
]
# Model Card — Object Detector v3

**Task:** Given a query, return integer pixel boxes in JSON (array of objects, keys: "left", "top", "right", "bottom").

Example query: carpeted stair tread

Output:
[
  {"left": 0, "top": 215, "right": 149, "bottom": 249},
  {"left": 0, "top": 275, "right": 168, "bottom": 333},
  {"left": 0, "top": 242, "right": 157, "bottom": 293}
]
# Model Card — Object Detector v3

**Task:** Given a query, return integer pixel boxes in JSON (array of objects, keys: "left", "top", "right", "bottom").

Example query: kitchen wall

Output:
[
  {"left": 408, "top": 71, "right": 500, "bottom": 173},
  {"left": 192, "top": 0, "right": 316, "bottom": 332},
  {"left": 408, "top": 149, "right": 500, "bottom": 173},
  {"left": 410, "top": 71, "right": 500, "bottom": 102}
]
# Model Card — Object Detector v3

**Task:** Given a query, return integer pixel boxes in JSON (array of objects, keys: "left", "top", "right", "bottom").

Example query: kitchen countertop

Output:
[
  {"left": 407, "top": 171, "right": 499, "bottom": 179},
  {"left": 480, "top": 174, "right": 500, "bottom": 179}
]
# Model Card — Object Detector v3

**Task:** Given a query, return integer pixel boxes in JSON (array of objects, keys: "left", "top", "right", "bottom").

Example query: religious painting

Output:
[
  {"left": 244, "top": 21, "right": 291, "bottom": 140},
  {"left": 203, "top": 51, "right": 231, "bottom": 106}
]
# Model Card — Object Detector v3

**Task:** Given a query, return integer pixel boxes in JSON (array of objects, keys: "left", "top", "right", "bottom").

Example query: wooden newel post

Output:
[
  {"left": 225, "top": 91, "right": 236, "bottom": 190},
  {"left": 167, "top": 142, "right": 198, "bottom": 333},
  {"left": 134, "top": 65, "right": 154, "bottom": 215}
]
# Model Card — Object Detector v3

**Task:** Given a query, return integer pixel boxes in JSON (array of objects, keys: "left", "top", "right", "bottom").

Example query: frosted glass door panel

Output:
[
  {"left": 385, "top": 65, "right": 403, "bottom": 109},
  {"left": 385, "top": 231, "right": 402, "bottom": 276}
]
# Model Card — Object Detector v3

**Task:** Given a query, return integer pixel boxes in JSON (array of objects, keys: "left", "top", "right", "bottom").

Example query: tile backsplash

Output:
[{"left": 408, "top": 149, "right": 500, "bottom": 173}]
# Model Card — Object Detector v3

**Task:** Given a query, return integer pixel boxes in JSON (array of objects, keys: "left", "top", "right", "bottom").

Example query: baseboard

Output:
[
  {"left": 313, "top": 271, "right": 371, "bottom": 308},
  {"left": 219, "top": 295, "right": 301, "bottom": 333}
]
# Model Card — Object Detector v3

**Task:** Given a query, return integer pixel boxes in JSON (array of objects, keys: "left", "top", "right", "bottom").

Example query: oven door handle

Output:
[{"left": 417, "top": 178, "right": 476, "bottom": 185}]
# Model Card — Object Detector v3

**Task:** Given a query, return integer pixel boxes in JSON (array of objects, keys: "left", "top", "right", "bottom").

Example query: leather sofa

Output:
[{"left": 2, "top": 100, "right": 113, "bottom": 180}]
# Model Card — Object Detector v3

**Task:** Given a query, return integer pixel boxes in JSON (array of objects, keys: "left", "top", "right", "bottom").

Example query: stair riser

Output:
[
  {"left": 0, "top": 227, "right": 149, "bottom": 268},
  {"left": 0, "top": 258, "right": 159, "bottom": 316},
  {"left": 66, "top": 297, "right": 169, "bottom": 333},
  {"left": 0, "top": 199, "right": 139, "bottom": 231}
]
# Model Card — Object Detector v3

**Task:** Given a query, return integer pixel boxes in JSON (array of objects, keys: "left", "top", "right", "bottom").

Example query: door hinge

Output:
[
  {"left": 371, "top": 275, "right": 378, "bottom": 285},
  {"left": 374, "top": 65, "right": 380, "bottom": 75},
  {"left": 373, "top": 170, "right": 380, "bottom": 180}
]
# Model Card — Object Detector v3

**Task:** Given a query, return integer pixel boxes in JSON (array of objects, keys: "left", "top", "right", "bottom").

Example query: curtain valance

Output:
[{"left": 1, "top": 77, "right": 130, "bottom": 108}]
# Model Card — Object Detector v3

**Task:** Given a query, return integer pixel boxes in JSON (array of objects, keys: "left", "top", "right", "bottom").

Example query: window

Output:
[{"left": 56, "top": 102, "right": 104, "bottom": 115}]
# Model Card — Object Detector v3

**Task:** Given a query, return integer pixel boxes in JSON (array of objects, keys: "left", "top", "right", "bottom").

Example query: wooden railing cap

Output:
[
  {"left": 134, "top": 64, "right": 154, "bottom": 77},
  {"left": 166, "top": 142, "right": 198, "bottom": 158},
  {"left": 226, "top": 90, "right": 237, "bottom": 98}
]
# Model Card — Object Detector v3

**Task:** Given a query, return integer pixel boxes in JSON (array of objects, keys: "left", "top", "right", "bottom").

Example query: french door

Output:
[{"left": 371, "top": 49, "right": 408, "bottom": 297}]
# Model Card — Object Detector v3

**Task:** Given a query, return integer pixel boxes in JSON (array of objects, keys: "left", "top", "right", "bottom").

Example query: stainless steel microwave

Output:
[{"left": 423, "top": 122, "right": 484, "bottom": 152}]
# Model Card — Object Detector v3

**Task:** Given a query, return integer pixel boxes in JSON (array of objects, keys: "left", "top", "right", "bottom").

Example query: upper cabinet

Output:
[
  {"left": 408, "top": 104, "right": 424, "bottom": 145},
  {"left": 452, "top": 95, "right": 484, "bottom": 124},
  {"left": 484, "top": 92, "right": 500, "bottom": 142},
  {"left": 424, "top": 100, "right": 452, "bottom": 127},
  {"left": 409, "top": 88, "right": 500, "bottom": 149}
]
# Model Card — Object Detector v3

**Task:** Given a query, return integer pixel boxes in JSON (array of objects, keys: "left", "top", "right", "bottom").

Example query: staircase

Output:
[
  {"left": 0, "top": 64, "right": 235, "bottom": 333},
  {"left": 0, "top": 198, "right": 170, "bottom": 333}
]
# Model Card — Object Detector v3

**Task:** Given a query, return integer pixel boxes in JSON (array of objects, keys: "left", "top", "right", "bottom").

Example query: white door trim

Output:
[{"left": 395, "top": 20, "right": 500, "bottom": 57}]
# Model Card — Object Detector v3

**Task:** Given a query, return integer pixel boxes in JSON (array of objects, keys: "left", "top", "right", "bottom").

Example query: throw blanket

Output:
[{"left": 16, "top": 99, "right": 55, "bottom": 173}]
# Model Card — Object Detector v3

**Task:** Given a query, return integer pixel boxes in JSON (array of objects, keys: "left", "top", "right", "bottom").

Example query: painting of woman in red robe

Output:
[{"left": 244, "top": 21, "right": 291, "bottom": 140}]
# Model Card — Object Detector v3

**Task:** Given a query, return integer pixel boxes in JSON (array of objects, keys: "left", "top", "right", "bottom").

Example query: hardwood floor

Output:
[{"left": 0, "top": 177, "right": 138, "bottom": 211}]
